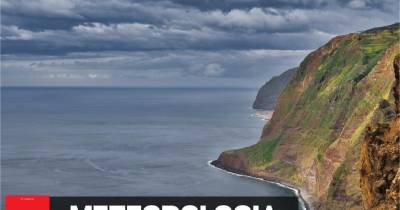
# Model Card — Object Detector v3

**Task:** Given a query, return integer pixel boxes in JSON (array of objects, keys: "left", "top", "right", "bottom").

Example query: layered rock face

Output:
[
  {"left": 253, "top": 68, "right": 297, "bottom": 110},
  {"left": 359, "top": 56, "right": 400, "bottom": 210},
  {"left": 213, "top": 23, "right": 400, "bottom": 209}
]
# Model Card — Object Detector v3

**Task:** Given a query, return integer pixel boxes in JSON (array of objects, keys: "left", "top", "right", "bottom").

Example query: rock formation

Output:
[{"left": 213, "top": 23, "right": 400, "bottom": 209}]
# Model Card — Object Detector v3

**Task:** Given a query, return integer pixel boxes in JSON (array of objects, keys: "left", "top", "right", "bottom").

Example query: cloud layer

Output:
[
  {"left": 1, "top": 0, "right": 398, "bottom": 87},
  {"left": 2, "top": 50, "right": 309, "bottom": 87}
]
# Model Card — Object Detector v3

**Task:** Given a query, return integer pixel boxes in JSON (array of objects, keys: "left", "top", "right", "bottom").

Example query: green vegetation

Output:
[
  {"left": 216, "top": 23, "right": 400, "bottom": 208},
  {"left": 316, "top": 153, "right": 323, "bottom": 162},
  {"left": 327, "top": 162, "right": 346, "bottom": 198},
  {"left": 239, "top": 24, "right": 399, "bottom": 169},
  {"left": 241, "top": 137, "right": 280, "bottom": 166},
  {"left": 217, "top": 26, "right": 399, "bottom": 208},
  {"left": 214, "top": 24, "right": 400, "bottom": 209}
]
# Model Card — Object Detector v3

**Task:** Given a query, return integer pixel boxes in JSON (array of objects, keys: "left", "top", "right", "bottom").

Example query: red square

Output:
[{"left": 5, "top": 195, "right": 50, "bottom": 210}]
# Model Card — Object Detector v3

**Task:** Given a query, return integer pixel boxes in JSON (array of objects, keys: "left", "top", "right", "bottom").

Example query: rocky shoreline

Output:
[
  {"left": 253, "top": 110, "right": 274, "bottom": 121},
  {"left": 209, "top": 160, "right": 312, "bottom": 210}
]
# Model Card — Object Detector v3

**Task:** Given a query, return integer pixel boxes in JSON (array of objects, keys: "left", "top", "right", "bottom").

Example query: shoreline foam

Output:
[
  {"left": 207, "top": 160, "right": 311, "bottom": 210},
  {"left": 251, "top": 110, "right": 274, "bottom": 121}
]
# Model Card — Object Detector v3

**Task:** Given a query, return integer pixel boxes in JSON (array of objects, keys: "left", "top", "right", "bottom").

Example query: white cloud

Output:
[
  {"left": 3, "top": 0, "right": 79, "bottom": 18},
  {"left": 1, "top": 49, "right": 310, "bottom": 86},
  {"left": 243, "top": 49, "right": 311, "bottom": 59},
  {"left": 2, "top": 3, "right": 396, "bottom": 49},
  {"left": 348, "top": 0, "right": 367, "bottom": 8},
  {"left": 1, "top": 25, "right": 34, "bottom": 40},
  {"left": 1, "top": 0, "right": 398, "bottom": 88},
  {"left": 205, "top": 8, "right": 310, "bottom": 30},
  {"left": 204, "top": 63, "right": 226, "bottom": 77}
]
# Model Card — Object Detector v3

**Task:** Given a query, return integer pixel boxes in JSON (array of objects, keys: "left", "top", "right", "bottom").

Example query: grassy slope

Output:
[{"left": 230, "top": 24, "right": 400, "bottom": 208}]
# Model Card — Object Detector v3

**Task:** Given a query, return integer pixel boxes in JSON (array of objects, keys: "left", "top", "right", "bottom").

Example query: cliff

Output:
[
  {"left": 213, "top": 23, "right": 400, "bottom": 209},
  {"left": 253, "top": 68, "right": 297, "bottom": 110},
  {"left": 359, "top": 56, "right": 400, "bottom": 210}
]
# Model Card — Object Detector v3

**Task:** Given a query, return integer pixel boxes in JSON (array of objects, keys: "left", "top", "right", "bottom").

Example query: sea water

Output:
[{"left": 1, "top": 87, "right": 296, "bottom": 198}]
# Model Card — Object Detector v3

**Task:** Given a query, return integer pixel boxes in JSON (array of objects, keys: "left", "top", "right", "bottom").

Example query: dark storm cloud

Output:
[
  {"left": 1, "top": 22, "right": 332, "bottom": 55},
  {"left": 169, "top": 0, "right": 397, "bottom": 10},
  {"left": 1, "top": 0, "right": 398, "bottom": 87},
  {"left": 2, "top": 0, "right": 397, "bottom": 54},
  {"left": 2, "top": 0, "right": 397, "bottom": 30}
]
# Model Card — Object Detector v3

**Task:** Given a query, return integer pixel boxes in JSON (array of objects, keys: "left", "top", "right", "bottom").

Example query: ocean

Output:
[{"left": 1, "top": 87, "right": 296, "bottom": 198}]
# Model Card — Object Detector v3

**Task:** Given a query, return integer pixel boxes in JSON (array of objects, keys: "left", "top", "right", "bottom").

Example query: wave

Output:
[{"left": 207, "top": 160, "right": 307, "bottom": 210}]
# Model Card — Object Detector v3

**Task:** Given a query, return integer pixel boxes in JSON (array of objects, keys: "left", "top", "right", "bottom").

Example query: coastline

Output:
[
  {"left": 207, "top": 160, "right": 312, "bottom": 210},
  {"left": 251, "top": 110, "right": 274, "bottom": 121}
]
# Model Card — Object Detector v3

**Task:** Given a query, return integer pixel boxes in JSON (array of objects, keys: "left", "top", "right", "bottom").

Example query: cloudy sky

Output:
[{"left": 1, "top": 0, "right": 398, "bottom": 87}]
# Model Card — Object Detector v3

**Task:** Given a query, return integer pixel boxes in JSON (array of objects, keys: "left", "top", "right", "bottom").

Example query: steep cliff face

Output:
[
  {"left": 213, "top": 23, "right": 400, "bottom": 209},
  {"left": 359, "top": 56, "right": 400, "bottom": 210},
  {"left": 253, "top": 68, "right": 297, "bottom": 110}
]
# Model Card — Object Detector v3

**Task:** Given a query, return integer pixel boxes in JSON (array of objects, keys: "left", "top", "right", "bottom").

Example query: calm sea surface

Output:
[{"left": 1, "top": 88, "right": 295, "bottom": 198}]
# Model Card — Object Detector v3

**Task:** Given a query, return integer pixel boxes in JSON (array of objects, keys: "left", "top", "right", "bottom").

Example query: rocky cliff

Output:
[
  {"left": 213, "top": 23, "right": 400, "bottom": 209},
  {"left": 359, "top": 56, "right": 400, "bottom": 210},
  {"left": 253, "top": 68, "right": 297, "bottom": 110}
]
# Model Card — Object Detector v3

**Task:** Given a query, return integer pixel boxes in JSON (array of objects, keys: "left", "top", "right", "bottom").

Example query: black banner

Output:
[{"left": 50, "top": 197, "right": 299, "bottom": 210}]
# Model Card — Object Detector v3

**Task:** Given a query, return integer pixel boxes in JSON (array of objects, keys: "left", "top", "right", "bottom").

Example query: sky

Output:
[{"left": 1, "top": 0, "right": 399, "bottom": 87}]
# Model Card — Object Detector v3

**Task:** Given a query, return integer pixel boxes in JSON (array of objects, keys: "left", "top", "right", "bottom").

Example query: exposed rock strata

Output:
[
  {"left": 359, "top": 56, "right": 400, "bottom": 210},
  {"left": 213, "top": 24, "right": 400, "bottom": 209}
]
